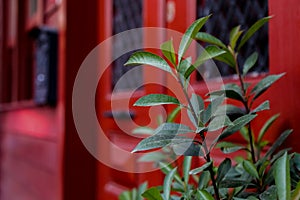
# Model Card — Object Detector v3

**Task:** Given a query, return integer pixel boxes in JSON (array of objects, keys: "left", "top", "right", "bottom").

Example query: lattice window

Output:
[
  {"left": 197, "top": 0, "right": 269, "bottom": 78},
  {"left": 111, "top": 0, "right": 143, "bottom": 91}
]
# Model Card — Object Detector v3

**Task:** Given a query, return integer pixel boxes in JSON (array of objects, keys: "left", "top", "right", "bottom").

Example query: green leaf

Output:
[
  {"left": 238, "top": 16, "right": 272, "bottom": 51},
  {"left": 134, "top": 94, "right": 180, "bottom": 107},
  {"left": 196, "top": 189, "right": 214, "bottom": 200},
  {"left": 214, "top": 104, "right": 245, "bottom": 116},
  {"left": 242, "top": 160, "right": 259, "bottom": 179},
  {"left": 159, "top": 162, "right": 183, "bottom": 185},
  {"left": 198, "top": 171, "right": 211, "bottom": 189},
  {"left": 161, "top": 39, "right": 176, "bottom": 66},
  {"left": 194, "top": 46, "right": 226, "bottom": 67},
  {"left": 186, "top": 93, "right": 204, "bottom": 127},
  {"left": 214, "top": 50, "right": 236, "bottom": 67},
  {"left": 217, "top": 114, "right": 257, "bottom": 142},
  {"left": 209, "top": 89, "right": 243, "bottom": 102},
  {"left": 257, "top": 114, "right": 280, "bottom": 143},
  {"left": 230, "top": 25, "right": 243, "bottom": 50},
  {"left": 163, "top": 167, "right": 177, "bottom": 200},
  {"left": 142, "top": 187, "right": 163, "bottom": 200},
  {"left": 232, "top": 197, "right": 247, "bottom": 200},
  {"left": 138, "top": 152, "right": 166, "bottom": 162},
  {"left": 171, "top": 182, "right": 184, "bottom": 194},
  {"left": 119, "top": 191, "right": 131, "bottom": 200},
  {"left": 182, "top": 67, "right": 196, "bottom": 81},
  {"left": 270, "top": 149, "right": 290, "bottom": 164},
  {"left": 217, "top": 158, "right": 232, "bottom": 184},
  {"left": 263, "top": 164, "right": 275, "bottom": 188},
  {"left": 189, "top": 161, "right": 212, "bottom": 175},
  {"left": 132, "top": 135, "right": 193, "bottom": 153},
  {"left": 262, "top": 129, "right": 292, "bottom": 162},
  {"left": 125, "top": 51, "right": 173, "bottom": 74},
  {"left": 132, "top": 127, "right": 154, "bottom": 135},
  {"left": 275, "top": 152, "right": 291, "bottom": 200},
  {"left": 291, "top": 180, "right": 300, "bottom": 200},
  {"left": 201, "top": 95, "right": 224, "bottom": 124},
  {"left": 196, "top": 126, "right": 206, "bottom": 134},
  {"left": 243, "top": 52, "right": 258, "bottom": 75},
  {"left": 131, "top": 188, "right": 137, "bottom": 200},
  {"left": 137, "top": 182, "right": 148, "bottom": 200},
  {"left": 224, "top": 83, "right": 244, "bottom": 99},
  {"left": 208, "top": 84, "right": 244, "bottom": 102},
  {"left": 189, "top": 93, "right": 204, "bottom": 117},
  {"left": 223, "top": 146, "right": 245, "bottom": 154},
  {"left": 259, "top": 141, "right": 270, "bottom": 149},
  {"left": 251, "top": 100, "right": 270, "bottom": 114},
  {"left": 132, "top": 123, "right": 193, "bottom": 152},
  {"left": 166, "top": 106, "right": 182, "bottom": 122},
  {"left": 172, "top": 142, "right": 203, "bottom": 156},
  {"left": 195, "top": 32, "right": 226, "bottom": 48},
  {"left": 208, "top": 115, "right": 232, "bottom": 132},
  {"left": 259, "top": 185, "right": 277, "bottom": 200},
  {"left": 292, "top": 153, "right": 300, "bottom": 171},
  {"left": 183, "top": 157, "right": 192, "bottom": 185},
  {"left": 239, "top": 126, "right": 249, "bottom": 142},
  {"left": 178, "top": 57, "right": 192, "bottom": 76},
  {"left": 258, "top": 160, "right": 270, "bottom": 177},
  {"left": 178, "top": 15, "right": 210, "bottom": 63},
  {"left": 154, "top": 123, "right": 193, "bottom": 135},
  {"left": 184, "top": 46, "right": 226, "bottom": 78},
  {"left": 251, "top": 73, "right": 285, "bottom": 100},
  {"left": 219, "top": 179, "right": 251, "bottom": 188},
  {"left": 216, "top": 142, "right": 245, "bottom": 154}
]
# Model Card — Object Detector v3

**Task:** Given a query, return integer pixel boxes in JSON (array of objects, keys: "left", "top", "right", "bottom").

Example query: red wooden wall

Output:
[
  {"left": 0, "top": 0, "right": 65, "bottom": 199},
  {"left": 268, "top": 0, "right": 300, "bottom": 152}
]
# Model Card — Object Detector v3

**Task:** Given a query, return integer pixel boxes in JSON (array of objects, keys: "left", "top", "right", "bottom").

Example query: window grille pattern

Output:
[
  {"left": 112, "top": 0, "right": 143, "bottom": 91},
  {"left": 197, "top": 0, "right": 269, "bottom": 78}
]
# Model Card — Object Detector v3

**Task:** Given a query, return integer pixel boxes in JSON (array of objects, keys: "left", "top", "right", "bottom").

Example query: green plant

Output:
[{"left": 119, "top": 15, "right": 300, "bottom": 200}]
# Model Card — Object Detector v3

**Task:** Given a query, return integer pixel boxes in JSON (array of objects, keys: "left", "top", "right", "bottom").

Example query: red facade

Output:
[{"left": 0, "top": 0, "right": 300, "bottom": 199}]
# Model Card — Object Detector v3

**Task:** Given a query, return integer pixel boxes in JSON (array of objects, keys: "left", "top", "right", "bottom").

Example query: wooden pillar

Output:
[
  {"left": 268, "top": 0, "right": 300, "bottom": 151},
  {"left": 64, "top": 0, "right": 100, "bottom": 199}
]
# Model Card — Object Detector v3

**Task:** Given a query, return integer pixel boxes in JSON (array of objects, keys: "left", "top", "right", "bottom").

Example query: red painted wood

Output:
[
  {"left": 0, "top": 0, "right": 65, "bottom": 200},
  {"left": 268, "top": 0, "right": 300, "bottom": 152},
  {"left": 97, "top": 0, "right": 167, "bottom": 199},
  {"left": 0, "top": 0, "right": 11, "bottom": 103},
  {"left": 64, "top": 0, "right": 100, "bottom": 199},
  {"left": 1, "top": 133, "right": 59, "bottom": 200},
  {"left": 25, "top": 0, "right": 43, "bottom": 30}
]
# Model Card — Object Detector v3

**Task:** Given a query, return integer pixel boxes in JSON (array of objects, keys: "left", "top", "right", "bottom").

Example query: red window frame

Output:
[
  {"left": 26, "top": 0, "right": 43, "bottom": 30},
  {"left": 0, "top": 0, "right": 43, "bottom": 109}
]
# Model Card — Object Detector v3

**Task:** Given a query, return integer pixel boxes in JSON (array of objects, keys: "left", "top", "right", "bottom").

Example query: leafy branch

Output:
[{"left": 120, "top": 15, "right": 300, "bottom": 200}]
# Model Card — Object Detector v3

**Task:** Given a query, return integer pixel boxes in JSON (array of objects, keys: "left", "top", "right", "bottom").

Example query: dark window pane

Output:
[
  {"left": 197, "top": 0, "right": 269, "bottom": 79},
  {"left": 112, "top": 0, "right": 143, "bottom": 91}
]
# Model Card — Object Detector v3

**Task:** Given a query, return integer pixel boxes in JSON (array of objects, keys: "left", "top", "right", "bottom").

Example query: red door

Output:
[
  {"left": 96, "top": 0, "right": 167, "bottom": 199},
  {"left": 94, "top": 0, "right": 300, "bottom": 199}
]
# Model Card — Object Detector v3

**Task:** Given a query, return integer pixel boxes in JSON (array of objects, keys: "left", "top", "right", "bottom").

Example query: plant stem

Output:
[
  {"left": 247, "top": 123, "right": 256, "bottom": 163},
  {"left": 207, "top": 158, "right": 220, "bottom": 200},
  {"left": 233, "top": 54, "right": 256, "bottom": 163},
  {"left": 177, "top": 76, "right": 220, "bottom": 200},
  {"left": 203, "top": 142, "right": 220, "bottom": 200}
]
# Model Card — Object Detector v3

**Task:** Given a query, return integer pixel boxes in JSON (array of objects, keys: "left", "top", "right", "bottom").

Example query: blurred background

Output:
[{"left": 0, "top": 0, "right": 299, "bottom": 199}]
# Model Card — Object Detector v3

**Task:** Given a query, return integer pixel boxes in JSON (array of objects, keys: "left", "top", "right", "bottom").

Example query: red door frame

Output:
[
  {"left": 93, "top": 0, "right": 300, "bottom": 198},
  {"left": 165, "top": 0, "right": 293, "bottom": 151},
  {"left": 97, "top": 0, "right": 167, "bottom": 199}
]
